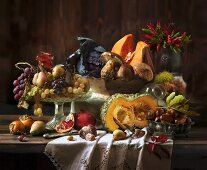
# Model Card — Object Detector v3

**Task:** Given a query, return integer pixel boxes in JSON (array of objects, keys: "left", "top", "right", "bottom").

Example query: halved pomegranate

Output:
[
  {"left": 55, "top": 120, "right": 74, "bottom": 133},
  {"left": 54, "top": 113, "right": 75, "bottom": 133}
]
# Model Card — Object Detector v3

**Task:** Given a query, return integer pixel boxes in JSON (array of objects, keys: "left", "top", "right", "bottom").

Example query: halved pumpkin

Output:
[
  {"left": 100, "top": 93, "right": 157, "bottom": 132},
  {"left": 129, "top": 41, "right": 154, "bottom": 71},
  {"left": 111, "top": 34, "right": 134, "bottom": 61}
]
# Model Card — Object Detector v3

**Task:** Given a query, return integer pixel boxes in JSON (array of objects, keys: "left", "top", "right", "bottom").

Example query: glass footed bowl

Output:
[
  {"left": 147, "top": 118, "right": 193, "bottom": 137},
  {"left": 41, "top": 90, "right": 92, "bottom": 131}
]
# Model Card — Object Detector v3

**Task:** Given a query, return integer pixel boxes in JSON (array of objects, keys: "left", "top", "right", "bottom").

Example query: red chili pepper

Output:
[
  {"left": 167, "top": 35, "right": 171, "bottom": 44},
  {"left": 144, "top": 34, "right": 153, "bottom": 40},
  {"left": 147, "top": 24, "right": 155, "bottom": 31},
  {"left": 156, "top": 21, "right": 161, "bottom": 28},
  {"left": 181, "top": 32, "right": 187, "bottom": 41},
  {"left": 156, "top": 44, "right": 161, "bottom": 52}
]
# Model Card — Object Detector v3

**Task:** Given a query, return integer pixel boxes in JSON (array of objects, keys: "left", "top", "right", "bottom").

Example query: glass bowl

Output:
[{"left": 147, "top": 118, "right": 193, "bottom": 137}]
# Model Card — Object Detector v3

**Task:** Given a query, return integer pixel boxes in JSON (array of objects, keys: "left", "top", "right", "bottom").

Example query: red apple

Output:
[{"left": 74, "top": 110, "right": 96, "bottom": 130}]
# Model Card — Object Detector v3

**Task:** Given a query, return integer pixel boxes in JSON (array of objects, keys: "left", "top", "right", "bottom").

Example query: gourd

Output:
[
  {"left": 100, "top": 93, "right": 157, "bottom": 132},
  {"left": 111, "top": 34, "right": 134, "bottom": 61},
  {"left": 129, "top": 41, "right": 154, "bottom": 72},
  {"left": 111, "top": 34, "right": 154, "bottom": 72}
]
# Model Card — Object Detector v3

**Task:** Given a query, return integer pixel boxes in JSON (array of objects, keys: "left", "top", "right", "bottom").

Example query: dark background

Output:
[{"left": 0, "top": 0, "right": 207, "bottom": 115}]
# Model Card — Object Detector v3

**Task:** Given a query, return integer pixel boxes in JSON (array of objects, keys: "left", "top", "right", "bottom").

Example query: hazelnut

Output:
[{"left": 67, "top": 135, "right": 74, "bottom": 141}]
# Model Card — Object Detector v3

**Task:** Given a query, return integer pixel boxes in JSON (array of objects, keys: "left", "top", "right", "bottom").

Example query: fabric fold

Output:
[{"left": 45, "top": 128, "right": 173, "bottom": 170}]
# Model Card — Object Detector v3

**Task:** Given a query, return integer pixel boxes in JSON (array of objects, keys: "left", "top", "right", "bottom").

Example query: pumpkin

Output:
[
  {"left": 111, "top": 34, "right": 154, "bottom": 72},
  {"left": 129, "top": 41, "right": 154, "bottom": 72},
  {"left": 111, "top": 34, "right": 134, "bottom": 61},
  {"left": 100, "top": 93, "right": 157, "bottom": 132}
]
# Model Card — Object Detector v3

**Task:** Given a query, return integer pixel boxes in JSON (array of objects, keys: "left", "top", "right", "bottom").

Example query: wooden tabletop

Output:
[{"left": 1, "top": 115, "right": 207, "bottom": 153}]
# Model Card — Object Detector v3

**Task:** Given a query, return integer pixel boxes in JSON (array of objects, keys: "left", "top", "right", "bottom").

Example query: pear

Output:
[
  {"left": 32, "top": 72, "right": 47, "bottom": 87},
  {"left": 30, "top": 121, "right": 46, "bottom": 136},
  {"left": 113, "top": 129, "right": 126, "bottom": 141},
  {"left": 52, "top": 65, "right": 65, "bottom": 78}
]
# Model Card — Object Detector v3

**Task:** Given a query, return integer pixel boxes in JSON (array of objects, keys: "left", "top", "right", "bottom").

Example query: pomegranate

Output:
[
  {"left": 74, "top": 110, "right": 96, "bottom": 130},
  {"left": 55, "top": 113, "right": 75, "bottom": 133},
  {"left": 55, "top": 120, "right": 74, "bottom": 133}
]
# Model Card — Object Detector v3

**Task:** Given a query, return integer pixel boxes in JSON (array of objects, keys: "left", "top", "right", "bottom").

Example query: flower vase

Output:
[
  {"left": 154, "top": 47, "right": 187, "bottom": 93},
  {"left": 156, "top": 47, "right": 183, "bottom": 75}
]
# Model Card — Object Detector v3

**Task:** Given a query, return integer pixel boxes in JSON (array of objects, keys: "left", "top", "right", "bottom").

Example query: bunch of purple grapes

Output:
[
  {"left": 52, "top": 78, "right": 68, "bottom": 95},
  {"left": 13, "top": 67, "right": 33, "bottom": 101}
]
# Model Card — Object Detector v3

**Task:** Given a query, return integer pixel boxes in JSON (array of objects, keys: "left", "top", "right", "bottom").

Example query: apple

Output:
[
  {"left": 74, "top": 111, "right": 96, "bottom": 130},
  {"left": 52, "top": 64, "right": 65, "bottom": 78}
]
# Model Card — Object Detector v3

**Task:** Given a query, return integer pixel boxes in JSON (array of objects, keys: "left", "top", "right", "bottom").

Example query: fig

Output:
[
  {"left": 79, "top": 124, "right": 97, "bottom": 139},
  {"left": 30, "top": 121, "right": 46, "bottom": 136}
]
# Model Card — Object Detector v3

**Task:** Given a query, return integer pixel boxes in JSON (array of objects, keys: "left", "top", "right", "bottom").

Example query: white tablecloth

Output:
[{"left": 45, "top": 129, "right": 173, "bottom": 170}]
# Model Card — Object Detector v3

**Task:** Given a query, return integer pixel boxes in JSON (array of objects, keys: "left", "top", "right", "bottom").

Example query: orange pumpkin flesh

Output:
[
  {"left": 111, "top": 34, "right": 134, "bottom": 61},
  {"left": 101, "top": 94, "right": 157, "bottom": 132},
  {"left": 129, "top": 41, "right": 154, "bottom": 71}
]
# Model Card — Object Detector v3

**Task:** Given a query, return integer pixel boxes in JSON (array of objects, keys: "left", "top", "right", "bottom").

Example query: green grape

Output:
[
  {"left": 183, "top": 104, "right": 189, "bottom": 111},
  {"left": 166, "top": 92, "right": 176, "bottom": 105},
  {"left": 169, "top": 95, "right": 185, "bottom": 106}
]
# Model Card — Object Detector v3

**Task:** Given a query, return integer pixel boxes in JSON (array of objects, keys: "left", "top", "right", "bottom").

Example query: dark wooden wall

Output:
[{"left": 0, "top": 0, "right": 207, "bottom": 108}]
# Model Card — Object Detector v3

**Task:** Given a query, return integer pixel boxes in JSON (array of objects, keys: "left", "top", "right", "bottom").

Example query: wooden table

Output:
[{"left": 1, "top": 115, "right": 207, "bottom": 170}]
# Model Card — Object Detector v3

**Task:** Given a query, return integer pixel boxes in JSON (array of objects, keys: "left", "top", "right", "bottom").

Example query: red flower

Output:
[{"left": 36, "top": 52, "right": 54, "bottom": 70}]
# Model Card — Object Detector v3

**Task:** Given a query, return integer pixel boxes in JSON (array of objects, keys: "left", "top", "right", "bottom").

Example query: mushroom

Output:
[
  {"left": 100, "top": 52, "right": 123, "bottom": 64},
  {"left": 117, "top": 64, "right": 134, "bottom": 81},
  {"left": 133, "top": 63, "right": 153, "bottom": 81},
  {"left": 101, "top": 59, "right": 118, "bottom": 80}
]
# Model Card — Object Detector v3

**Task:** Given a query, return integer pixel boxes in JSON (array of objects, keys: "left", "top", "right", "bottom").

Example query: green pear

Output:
[{"left": 30, "top": 121, "right": 46, "bottom": 136}]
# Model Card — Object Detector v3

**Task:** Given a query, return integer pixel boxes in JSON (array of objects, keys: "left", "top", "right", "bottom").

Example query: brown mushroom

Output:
[
  {"left": 100, "top": 52, "right": 123, "bottom": 64},
  {"left": 133, "top": 63, "right": 153, "bottom": 81},
  {"left": 101, "top": 59, "right": 121, "bottom": 80},
  {"left": 116, "top": 64, "right": 135, "bottom": 81}
]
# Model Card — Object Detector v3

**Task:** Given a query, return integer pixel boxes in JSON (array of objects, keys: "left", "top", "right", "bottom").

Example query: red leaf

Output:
[
  {"left": 36, "top": 52, "right": 54, "bottom": 70},
  {"left": 156, "top": 134, "right": 168, "bottom": 143}
]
